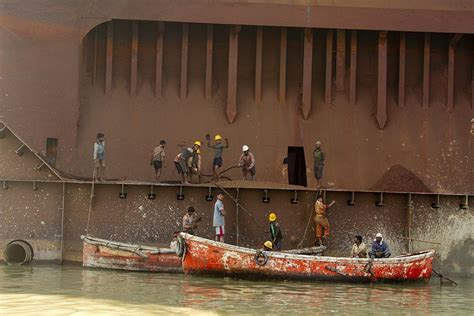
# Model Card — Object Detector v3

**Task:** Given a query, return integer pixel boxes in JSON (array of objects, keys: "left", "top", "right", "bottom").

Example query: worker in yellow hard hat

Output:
[
  {"left": 189, "top": 141, "right": 202, "bottom": 183},
  {"left": 267, "top": 212, "right": 283, "bottom": 251},
  {"left": 205, "top": 133, "right": 229, "bottom": 181},
  {"left": 263, "top": 240, "right": 273, "bottom": 251}
]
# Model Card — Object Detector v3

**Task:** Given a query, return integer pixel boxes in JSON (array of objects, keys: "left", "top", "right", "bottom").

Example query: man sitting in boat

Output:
[
  {"left": 183, "top": 206, "right": 201, "bottom": 235},
  {"left": 351, "top": 235, "right": 368, "bottom": 258},
  {"left": 369, "top": 233, "right": 391, "bottom": 258},
  {"left": 267, "top": 212, "right": 283, "bottom": 251}
]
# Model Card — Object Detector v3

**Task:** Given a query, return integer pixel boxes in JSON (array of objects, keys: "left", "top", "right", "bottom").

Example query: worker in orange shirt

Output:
[{"left": 314, "top": 196, "right": 336, "bottom": 246}]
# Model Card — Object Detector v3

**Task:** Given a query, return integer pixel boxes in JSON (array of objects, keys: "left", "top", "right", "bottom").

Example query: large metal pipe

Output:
[{"left": 3, "top": 240, "right": 33, "bottom": 265}]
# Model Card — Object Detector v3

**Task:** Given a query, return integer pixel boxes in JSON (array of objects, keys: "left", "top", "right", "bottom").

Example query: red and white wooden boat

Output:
[
  {"left": 81, "top": 235, "right": 182, "bottom": 273},
  {"left": 179, "top": 233, "right": 435, "bottom": 283}
]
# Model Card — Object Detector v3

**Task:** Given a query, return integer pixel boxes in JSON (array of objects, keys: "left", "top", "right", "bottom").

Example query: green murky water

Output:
[{"left": 0, "top": 265, "right": 473, "bottom": 315}]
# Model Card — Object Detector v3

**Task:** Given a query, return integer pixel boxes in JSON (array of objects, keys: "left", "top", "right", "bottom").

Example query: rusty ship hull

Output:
[
  {"left": 81, "top": 235, "right": 182, "bottom": 273},
  {"left": 180, "top": 233, "right": 434, "bottom": 283}
]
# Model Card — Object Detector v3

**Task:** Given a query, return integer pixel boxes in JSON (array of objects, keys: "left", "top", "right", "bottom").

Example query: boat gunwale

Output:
[
  {"left": 180, "top": 233, "right": 435, "bottom": 264},
  {"left": 81, "top": 235, "right": 176, "bottom": 254}
]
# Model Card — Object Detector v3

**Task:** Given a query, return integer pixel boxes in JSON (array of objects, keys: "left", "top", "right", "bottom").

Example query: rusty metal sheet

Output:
[
  {"left": 226, "top": 25, "right": 240, "bottom": 123},
  {"left": 302, "top": 28, "right": 313, "bottom": 120},
  {"left": 325, "top": 29, "right": 333, "bottom": 105},
  {"left": 398, "top": 32, "right": 406, "bottom": 108},
  {"left": 205, "top": 24, "right": 213, "bottom": 99},
  {"left": 180, "top": 23, "right": 189, "bottom": 99},
  {"left": 377, "top": 31, "right": 388, "bottom": 129},
  {"left": 423, "top": 33, "right": 430, "bottom": 109},
  {"left": 255, "top": 26, "right": 263, "bottom": 103}
]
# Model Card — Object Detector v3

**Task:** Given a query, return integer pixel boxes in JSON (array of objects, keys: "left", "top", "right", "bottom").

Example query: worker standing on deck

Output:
[
  {"left": 314, "top": 196, "right": 336, "bottom": 246},
  {"left": 238, "top": 145, "right": 256, "bottom": 180},
  {"left": 189, "top": 141, "right": 202, "bottom": 183},
  {"left": 268, "top": 212, "right": 283, "bottom": 251},
  {"left": 213, "top": 192, "right": 226, "bottom": 242},
  {"left": 150, "top": 140, "right": 166, "bottom": 183},
  {"left": 174, "top": 147, "right": 193, "bottom": 184},
  {"left": 369, "top": 233, "right": 391, "bottom": 258},
  {"left": 93, "top": 133, "right": 105, "bottom": 181},
  {"left": 206, "top": 134, "right": 229, "bottom": 181},
  {"left": 182, "top": 206, "right": 201, "bottom": 235},
  {"left": 351, "top": 235, "right": 368, "bottom": 258},
  {"left": 313, "top": 141, "right": 325, "bottom": 188}
]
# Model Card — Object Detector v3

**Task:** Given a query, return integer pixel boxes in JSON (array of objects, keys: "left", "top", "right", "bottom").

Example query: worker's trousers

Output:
[{"left": 314, "top": 215, "right": 330, "bottom": 238}]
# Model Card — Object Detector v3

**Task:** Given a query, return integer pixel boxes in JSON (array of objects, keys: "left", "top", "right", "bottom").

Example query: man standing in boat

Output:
[
  {"left": 369, "top": 233, "right": 391, "bottom": 258},
  {"left": 213, "top": 192, "right": 225, "bottom": 242},
  {"left": 351, "top": 235, "right": 368, "bottom": 258},
  {"left": 93, "top": 133, "right": 105, "bottom": 181},
  {"left": 182, "top": 206, "right": 201, "bottom": 235},
  {"left": 268, "top": 213, "right": 283, "bottom": 251},
  {"left": 314, "top": 196, "right": 336, "bottom": 246}
]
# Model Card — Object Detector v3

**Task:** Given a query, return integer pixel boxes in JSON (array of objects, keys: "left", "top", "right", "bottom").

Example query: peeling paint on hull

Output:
[
  {"left": 82, "top": 237, "right": 182, "bottom": 273},
  {"left": 181, "top": 234, "right": 434, "bottom": 283}
]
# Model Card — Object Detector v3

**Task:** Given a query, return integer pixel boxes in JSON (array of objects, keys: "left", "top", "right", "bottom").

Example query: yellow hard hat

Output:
[
  {"left": 268, "top": 213, "right": 277, "bottom": 222},
  {"left": 264, "top": 241, "right": 273, "bottom": 249},
  {"left": 194, "top": 140, "right": 202, "bottom": 147},
  {"left": 214, "top": 134, "right": 222, "bottom": 141}
]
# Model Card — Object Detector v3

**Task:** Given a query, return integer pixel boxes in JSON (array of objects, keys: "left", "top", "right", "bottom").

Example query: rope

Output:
[
  {"left": 432, "top": 269, "right": 458, "bottom": 286},
  {"left": 297, "top": 190, "right": 322, "bottom": 248},
  {"left": 85, "top": 172, "right": 96, "bottom": 235},
  {"left": 211, "top": 180, "right": 271, "bottom": 239}
]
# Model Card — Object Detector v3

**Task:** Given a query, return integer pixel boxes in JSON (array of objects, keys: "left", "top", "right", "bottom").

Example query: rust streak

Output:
[
  {"left": 377, "top": 31, "right": 388, "bottom": 129},
  {"left": 336, "top": 29, "right": 345, "bottom": 92},
  {"left": 302, "top": 28, "right": 313, "bottom": 120},
  {"left": 349, "top": 30, "right": 357, "bottom": 105},
  {"left": 130, "top": 21, "right": 139, "bottom": 96},
  {"left": 423, "top": 33, "right": 430, "bottom": 109},
  {"left": 155, "top": 22, "right": 164, "bottom": 98},
  {"left": 226, "top": 25, "right": 240, "bottom": 123},
  {"left": 205, "top": 24, "right": 213, "bottom": 100},
  {"left": 92, "top": 28, "right": 98, "bottom": 85},
  {"left": 255, "top": 26, "right": 263, "bottom": 103},
  {"left": 447, "top": 34, "right": 463, "bottom": 112},
  {"left": 180, "top": 23, "right": 189, "bottom": 99},
  {"left": 279, "top": 27, "right": 287, "bottom": 103},
  {"left": 105, "top": 21, "right": 113, "bottom": 95},
  {"left": 398, "top": 32, "right": 406, "bottom": 108},
  {"left": 325, "top": 29, "right": 333, "bottom": 105}
]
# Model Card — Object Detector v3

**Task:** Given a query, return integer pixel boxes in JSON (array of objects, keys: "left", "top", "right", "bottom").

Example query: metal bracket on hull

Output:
[
  {"left": 262, "top": 189, "right": 270, "bottom": 203},
  {"left": 431, "top": 194, "right": 440, "bottom": 209},
  {"left": 119, "top": 183, "right": 127, "bottom": 199},
  {"left": 148, "top": 185, "right": 156, "bottom": 200},
  {"left": 177, "top": 186, "right": 184, "bottom": 200}
]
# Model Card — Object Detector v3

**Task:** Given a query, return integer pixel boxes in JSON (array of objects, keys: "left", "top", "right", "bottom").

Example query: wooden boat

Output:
[
  {"left": 81, "top": 235, "right": 182, "bottom": 273},
  {"left": 179, "top": 233, "right": 435, "bottom": 283},
  {"left": 81, "top": 235, "right": 325, "bottom": 273}
]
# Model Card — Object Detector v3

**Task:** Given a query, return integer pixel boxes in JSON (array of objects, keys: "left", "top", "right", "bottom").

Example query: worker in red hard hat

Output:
[{"left": 238, "top": 145, "right": 256, "bottom": 180}]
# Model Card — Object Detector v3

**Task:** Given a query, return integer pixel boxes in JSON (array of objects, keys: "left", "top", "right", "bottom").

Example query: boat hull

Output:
[
  {"left": 82, "top": 236, "right": 182, "bottom": 273},
  {"left": 181, "top": 234, "right": 434, "bottom": 283}
]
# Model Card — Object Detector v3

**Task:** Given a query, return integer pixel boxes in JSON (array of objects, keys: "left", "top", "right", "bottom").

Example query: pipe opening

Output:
[{"left": 3, "top": 240, "right": 33, "bottom": 265}]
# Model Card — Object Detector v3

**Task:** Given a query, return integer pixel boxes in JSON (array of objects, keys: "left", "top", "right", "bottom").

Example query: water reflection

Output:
[{"left": 0, "top": 265, "right": 473, "bottom": 314}]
